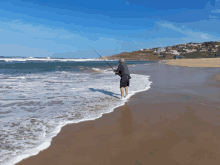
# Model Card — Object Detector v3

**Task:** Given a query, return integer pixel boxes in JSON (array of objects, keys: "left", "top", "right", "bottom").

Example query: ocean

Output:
[{"left": 0, "top": 58, "right": 154, "bottom": 165}]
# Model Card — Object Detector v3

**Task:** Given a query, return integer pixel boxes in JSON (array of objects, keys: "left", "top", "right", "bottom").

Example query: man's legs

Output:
[
  {"left": 125, "top": 86, "right": 128, "bottom": 96},
  {"left": 120, "top": 87, "right": 124, "bottom": 98},
  {"left": 120, "top": 87, "right": 129, "bottom": 99}
]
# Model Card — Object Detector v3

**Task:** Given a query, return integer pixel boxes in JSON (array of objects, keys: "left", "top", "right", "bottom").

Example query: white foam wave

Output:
[
  {"left": 128, "top": 64, "right": 137, "bottom": 67},
  {"left": 1, "top": 68, "right": 152, "bottom": 165},
  {"left": 91, "top": 68, "right": 102, "bottom": 71}
]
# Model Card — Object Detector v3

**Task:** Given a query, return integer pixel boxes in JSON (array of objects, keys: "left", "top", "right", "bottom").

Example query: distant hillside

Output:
[{"left": 103, "top": 41, "right": 220, "bottom": 61}]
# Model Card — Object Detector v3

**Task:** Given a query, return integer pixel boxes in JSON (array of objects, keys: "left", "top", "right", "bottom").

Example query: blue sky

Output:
[{"left": 0, "top": 0, "right": 220, "bottom": 58}]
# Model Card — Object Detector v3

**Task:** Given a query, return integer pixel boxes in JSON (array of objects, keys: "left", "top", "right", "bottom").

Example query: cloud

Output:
[
  {"left": 58, "top": 35, "right": 75, "bottom": 39},
  {"left": 160, "top": 22, "right": 184, "bottom": 33},
  {"left": 113, "top": 47, "right": 119, "bottom": 54},
  {"left": 51, "top": 48, "right": 125, "bottom": 58},
  {"left": 160, "top": 21, "right": 219, "bottom": 42},
  {"left": 1, "top": 15, "right": 220, "bottom": 58},
  {"left": 113, "top": 19, "right": 220, "bottom": 50},
  {"left": 201, "top": 34, "right": 209, "bottom": 39},
  {"left": 0, "top": 29, "right": 3, "bottom": 31},
  {"left": 124, "top": 20, "right": 220, "bottom": 48},
  {"left": 211, "top": 9, "right": 220, "bottom": 13},
  {"left": 0, "top": 44, "right": 54, "bottom": 57},
  {"left": 124, "top": 1, "right": 130, "bottom": 5},
  {"left": 0, "top": 19, "right": 130, "bottom": 57},
  {"left": 209, "top": 15, "right": 219, "bottom": 18}
]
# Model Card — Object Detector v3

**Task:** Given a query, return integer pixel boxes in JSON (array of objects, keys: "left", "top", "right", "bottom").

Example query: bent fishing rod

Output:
[{"left": 88, "top": 45, "right": 115, "bottom": 71}]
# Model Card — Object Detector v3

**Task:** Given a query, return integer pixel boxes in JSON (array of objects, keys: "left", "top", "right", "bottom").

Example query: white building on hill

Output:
[
  {"left": 154, "top": 47, "right": 166, "bottom": 54},
  {"left": 185, "top": 49, "right": 197, "bottom": 53},
  {"left": 170, "top": 50, "right": 180, "bottom": 55}
]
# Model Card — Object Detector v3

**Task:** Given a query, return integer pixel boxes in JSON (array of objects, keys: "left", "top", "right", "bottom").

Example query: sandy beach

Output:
[
  {"left": 16, "top": 60, "right": 220, "bottom": 165},
  {"left": 164, "top": 58, "right": 220, "bottom": 68}
]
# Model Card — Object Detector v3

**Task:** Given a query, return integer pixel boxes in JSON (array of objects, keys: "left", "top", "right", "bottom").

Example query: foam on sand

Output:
[
  {"left": 1, "top": 68, "right": 152, "bottom": 165},
  {"left": 91, "top": 68, "right": 103, "bottom": 72}
]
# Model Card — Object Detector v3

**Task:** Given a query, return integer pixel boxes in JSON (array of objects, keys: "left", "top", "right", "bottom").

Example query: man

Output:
[{"left": 114, "top": 58, "right": 131, "bottom": 99}]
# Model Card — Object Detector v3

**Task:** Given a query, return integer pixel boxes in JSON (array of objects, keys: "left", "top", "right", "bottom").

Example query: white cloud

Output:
[
  {"left": 52, "top": 48, "right": 124, "bottom": 58},
  {"left": 0, "top": 44, "right": 54, "bottom": 57},
  {"left": 1, "top": 17, "right": 220, "bottom": 58},
  {"left": 160, "top": 23, "right": 184, "bottom": 33},
  {"left": 160, "top": 21, "right": 219, "bottom": 42},
  {"left": 0, "top": 29, "right": 3, "bottom": 31},
  {"left": 58, "top": 35, "right": 75, "bottom": 39},
  {"left": 125, "top": 1, "right": 130, "bottom": 5},
  {"left": 0, "top": 20, "right": 125, "bottom": 57},
  {"left": 209, "top": 15, "right": 219, "bottom": 18},
  {"left": 211, "top": 9, "right": 220, "bottom": 13},
  {"left": 201, "top": 34, "right": 209, "bottom": 39}
]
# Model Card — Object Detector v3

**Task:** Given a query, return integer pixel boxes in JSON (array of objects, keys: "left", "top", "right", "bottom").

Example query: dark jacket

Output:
[{"left": 115, "top": 63, "right": 131, "bottom": 80}]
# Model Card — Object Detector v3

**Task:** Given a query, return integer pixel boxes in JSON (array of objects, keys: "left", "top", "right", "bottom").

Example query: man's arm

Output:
[
  {"left": 114, "top": 65, "right": 120, "bottom": 73},
  {"left": 114, "top": 65, "right": 122, "bottom": 75}
]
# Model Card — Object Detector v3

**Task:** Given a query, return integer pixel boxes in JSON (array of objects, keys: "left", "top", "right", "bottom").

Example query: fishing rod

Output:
[{"left": 88, "top": 45, "right": 115, "bottom": 71}]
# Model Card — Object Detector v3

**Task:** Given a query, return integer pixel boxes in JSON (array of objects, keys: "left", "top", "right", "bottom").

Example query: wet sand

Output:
[
  {"left": 164, "top": 58, "right": 220, "bottom": 67},
  {"left": 16, "top": 62, "right": 220, "bottom": 165}
]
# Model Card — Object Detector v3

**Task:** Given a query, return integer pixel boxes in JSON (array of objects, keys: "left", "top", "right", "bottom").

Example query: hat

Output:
[{"left": 119, "top": 58, "right": 125, "bottom": 63}]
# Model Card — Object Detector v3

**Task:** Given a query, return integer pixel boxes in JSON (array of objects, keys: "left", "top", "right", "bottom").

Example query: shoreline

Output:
[
  {"left": 6, "top": 73, "right": 152, "bottom": 165},
  {"left": 14, "top": 62, "right": 220, "bottom": 165}
]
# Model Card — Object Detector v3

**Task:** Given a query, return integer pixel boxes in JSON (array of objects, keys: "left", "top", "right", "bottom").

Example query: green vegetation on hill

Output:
[{"left": 106, "top": 41, "right": 220, "bottom": 61}]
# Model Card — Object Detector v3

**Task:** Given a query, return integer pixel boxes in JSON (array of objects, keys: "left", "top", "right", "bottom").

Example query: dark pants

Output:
[{"left": 120, "top": 78, "right": 130, "bottom": 88}]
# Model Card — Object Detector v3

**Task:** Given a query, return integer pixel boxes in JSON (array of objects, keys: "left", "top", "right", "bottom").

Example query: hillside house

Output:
[
  {"left": 170, "top": 50, "right": 180, "bottom": 55},
  {"left": 187, "top": 42, "right": 193, "bottom": 45},
  {"left": 200, "top": 48, "right": 207, "bottom": 52},
  {"left": 154, "top": 47, "right": 166, "bottom": 54},
  {"left": 190, "top": 44, "right": 199, "bottom": 46},
  {"left": 178, "top": 45, "right": 186, "bottom": 48},
  {"left": 185, "top": 49, "right": 197, "bottom": 53},
  {"left": 212, "top": 49, "right": 218, "bottom": 52}
]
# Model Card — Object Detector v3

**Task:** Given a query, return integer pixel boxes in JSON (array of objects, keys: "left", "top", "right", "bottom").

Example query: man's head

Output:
[{"left": 119, "top": 58, "right": 125, "bottom": 64}]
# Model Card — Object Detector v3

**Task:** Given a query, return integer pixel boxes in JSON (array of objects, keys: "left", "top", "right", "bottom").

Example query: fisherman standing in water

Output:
[{"left": 114, "top": 58, "right": 131, "bottom": 99}]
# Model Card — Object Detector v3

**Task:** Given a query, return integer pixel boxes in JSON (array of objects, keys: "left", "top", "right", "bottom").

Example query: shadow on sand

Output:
[{"left": 89, "top": 88, "right": 120, "bottom": 99}]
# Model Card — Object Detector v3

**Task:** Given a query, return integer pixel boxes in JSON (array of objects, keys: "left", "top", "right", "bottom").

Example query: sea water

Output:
[{"left": 0, "top": 59, "right": 153, "bottom": 165}]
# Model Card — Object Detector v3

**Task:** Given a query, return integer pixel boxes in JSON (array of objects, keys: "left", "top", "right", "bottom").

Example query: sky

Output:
[{"left": 0, "top": 0, "right": 220, "bottom": 58}]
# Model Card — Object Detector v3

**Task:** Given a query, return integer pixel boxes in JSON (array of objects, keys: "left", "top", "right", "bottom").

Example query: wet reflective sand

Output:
[{"left": 16, "top": 62, "right": 220, "bottom": 165}]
